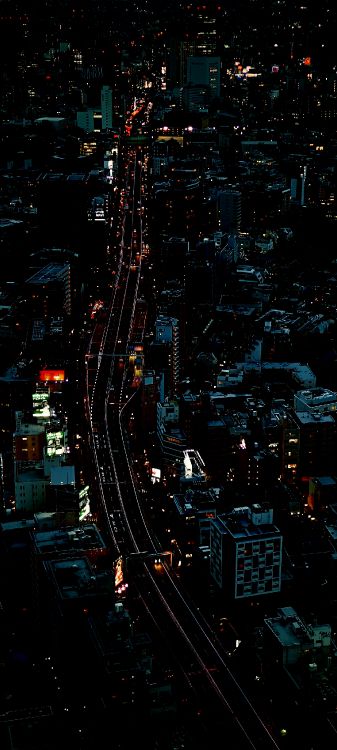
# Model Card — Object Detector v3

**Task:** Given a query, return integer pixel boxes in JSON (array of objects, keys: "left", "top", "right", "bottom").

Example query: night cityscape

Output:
[{"left": 1, "top": 1, "right": 337, "bottom": 748}]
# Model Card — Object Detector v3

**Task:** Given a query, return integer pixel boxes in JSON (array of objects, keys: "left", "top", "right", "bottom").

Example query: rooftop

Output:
[
  {"left": 46, "top": 557, "right": 113, "bottom": 600},
  {"left": 32, "top": 523, "right": 106, "bottom": 555},
  {"left": 26, "top": 263, "right": 70, "bottom": 285}
]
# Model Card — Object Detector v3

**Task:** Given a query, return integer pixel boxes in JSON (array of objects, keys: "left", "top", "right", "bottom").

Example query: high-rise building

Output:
[
  {"left": 210, "top": 504, "right": 282, "bottom": 599},
  {"left": 185, "top": 1, "right": 221, "bottom": 57},
  {"left": 186, "top": 56, "right": 221, "bottom": 99},
  {"left": 101, "top": 85, "right": 113, "bottom": 130},
  {"left": 155, "top": 315, "right": 180, "bottom": 395},
  {"left": 218, "top": 189, "right": 242, "bottom": 233},
  {"left": 140, "top": 370, "right": 159, "bottom": 434},
  {"left": 156, "top": 400, "right": 187, "bottom": 474}
]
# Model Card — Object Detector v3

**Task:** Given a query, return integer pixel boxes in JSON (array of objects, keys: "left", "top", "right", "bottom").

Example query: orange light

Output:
[
  {"left": 39, "top": 369, "right": 65, "bottom": 382},
  {"left": 115, "top": 557, "right": 123, "bottom": 587}
]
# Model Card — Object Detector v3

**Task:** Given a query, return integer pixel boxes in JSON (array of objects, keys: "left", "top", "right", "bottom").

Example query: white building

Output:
[{"left": 210, "top": 504, "right": 282, "bottom": 599}]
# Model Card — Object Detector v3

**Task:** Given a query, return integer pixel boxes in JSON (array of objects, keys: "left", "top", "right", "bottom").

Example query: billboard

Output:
[
  {"left": 151, "top": 467, "right": 161, "bottom": 484},
  {"left": 46, "top": 430, "right": 65, "bottom": 456},
  {"left": 33, "top": 391, "right": 50, "bottom": 419},
  {"left": 39, "top": 370, "right": 65, "bottom": 382},
  {"left": 79, "top": 485, "right": 91, "bottom": 521},
  {"left": 114, "top": 556, "right": 123, "bottom": 588}
]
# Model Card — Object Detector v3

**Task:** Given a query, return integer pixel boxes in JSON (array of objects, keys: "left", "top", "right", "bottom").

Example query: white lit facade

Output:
[{"left": 210, "top": 504, "right": 282, "bottom": 599}]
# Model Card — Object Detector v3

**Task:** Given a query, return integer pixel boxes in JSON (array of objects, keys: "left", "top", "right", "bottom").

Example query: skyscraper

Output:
[
  {"left": 101, "top": 85, "right": 113, "bottom": 130},
  {"left": 186, "top": 55, "right": 221, "bottom": 99}
]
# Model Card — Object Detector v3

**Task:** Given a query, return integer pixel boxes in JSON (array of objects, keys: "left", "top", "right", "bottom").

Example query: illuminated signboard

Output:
[
  {"left": 46, "top": 430, "right": 65, "bottom": 456},
  {"left": 114, "top": 557, "right": 123, "bottom": 588},
  {"left": 33, "top": 405, "right": 51, "bottom": 419},
  {"left": 39, "top": 370, "right": 65, "bottom": 382},
  {"left": 33, "top": 392, "right": 48, "bottom": 402},
  {"left": 79, "top": 485, "right": 91, "bottom": 521},
  {"left": 32, "top": 390, "right": 51, "bottom": 419},
  {"left": 156, "top": 135, "right": 183, "bottom": 146},
  {"left": 151, "top": 467, "right": 161, "bottom": 484}
]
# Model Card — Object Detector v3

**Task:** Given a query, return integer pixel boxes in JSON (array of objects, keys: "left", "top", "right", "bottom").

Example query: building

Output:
[
  {"left": 155, "top": 315, "right": 180, "bottom": 396},
  {"left": 180, "top": 449, "right": 207, "bottom": 488},
  {"left": 152, "top": 170, "right": 202, "bottom": 244},
  {"left": 26, "top": 263, "right": 72, "bottom": 318},
  {"left": 210, "top": 504, "right": 282, "bottom": 599},
  {"left": 308, "top": 476, "right": 337, "bottom": 514},
  {"left": 281, "top": 410, "right": 337, "bottom": 484},
  {"left": 13, "top": 413, "right": 45, "bottom": 471},
  {"left": 202, "top": 415, "right": 229, "bottom": 481},
  {"left": 185, "top": 1, "right": 220, "bottom": 57},
  {"left": 76, "top": 108, "right": 102, "bottom": 132},
  {"left": 85, "top": 601, "right": 151, "bottom": 705},
  {"left": 140, "top": 369, "right": 159, "bottom": 434},
  {"left": 264, "top": 606, "right": 331, "bottom": 668},
  {"left": 172, "top": 486, "right": 219, "bottom": 556},
  {"left": 186, "top": 56, "right": 221, "bottom": 100},
  {"left": 294, "top": 387, "right": 337, "bottom": 415},
  {"left": 218, "top": 189, "right": 242, "bottom": 233},
  {"left": 38, "top": 555, "right": 115, "bottom": 691},
  {"left": 156, "top": 399, "right": 187, "bottom": 475},
  {"left": 13, "top": 411, "right": 47, "bottom": 512},
  {"left": 179, "top": 391, "right": 204, "bottom": 446},
  {"left": 101, "top": 85, "right": 113, "bottom": 130},
  {"left": 46, "top": 483, "right": 91, "bottom": 525},
  {"left": 160, "top": 237, "right": 189, "bottom": 282},
  {"left": 14, "top": 468, "right": 47, "bottom": 514}
]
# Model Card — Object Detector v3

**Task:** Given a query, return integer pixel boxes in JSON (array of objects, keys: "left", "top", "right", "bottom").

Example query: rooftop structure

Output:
[{"left": 32, "top": 523, "right": 106, "bottom": 557}]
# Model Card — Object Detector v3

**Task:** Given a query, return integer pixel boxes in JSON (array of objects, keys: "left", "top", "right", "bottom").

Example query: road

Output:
[{"left": 84, "top": 103, "right": 282, "bottom": 750}]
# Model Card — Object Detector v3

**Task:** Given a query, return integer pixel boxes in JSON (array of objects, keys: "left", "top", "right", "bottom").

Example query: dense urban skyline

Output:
[{"left": 1, "top": 2, "right": 337, "bottom": 749}]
